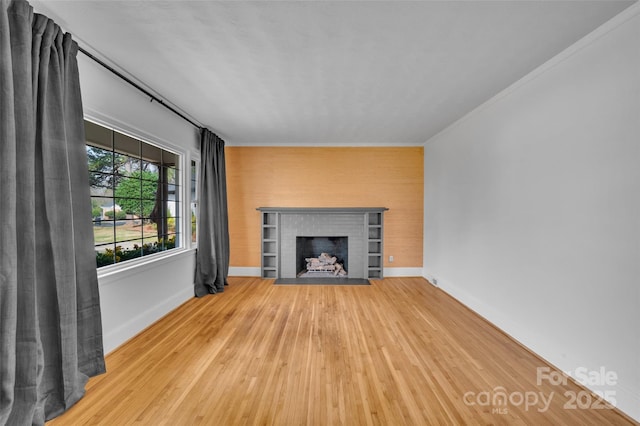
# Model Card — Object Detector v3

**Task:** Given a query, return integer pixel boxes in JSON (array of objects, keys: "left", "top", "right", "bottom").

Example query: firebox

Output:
[{"left": 296, "top": 236, "right": 348, "bottom": 277}]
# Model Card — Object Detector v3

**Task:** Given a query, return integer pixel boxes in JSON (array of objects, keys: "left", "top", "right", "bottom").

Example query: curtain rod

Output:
[{"left": 78, "top": 46, "right": 203, "bottom": 131}]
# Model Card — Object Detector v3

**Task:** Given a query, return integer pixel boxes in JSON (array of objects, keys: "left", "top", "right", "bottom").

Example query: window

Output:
[
  {"left": 190, "top": 159, "right": 198, "bottom": 245},
  {"left": 86, "top": 120, "right": 182, "bottom": 267}
]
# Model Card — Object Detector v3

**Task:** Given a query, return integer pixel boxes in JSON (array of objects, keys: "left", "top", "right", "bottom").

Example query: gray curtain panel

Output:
[
  {"left": 0, "top": 0, "right": 106, "bottom": 424},
  {"left": 194, "top": 128, "right": 230, "bottom": 296}
]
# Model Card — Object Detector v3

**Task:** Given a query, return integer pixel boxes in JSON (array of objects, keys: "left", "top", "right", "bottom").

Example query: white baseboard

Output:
[
  {"left": 230, "top": 266, "right": 424, "bottom": 278},
  {"left": 229, "top": 266, "right": 261, "bottom": 277},
  {"left": 383, "top": 267, "right": 424, "bottom": 277}
]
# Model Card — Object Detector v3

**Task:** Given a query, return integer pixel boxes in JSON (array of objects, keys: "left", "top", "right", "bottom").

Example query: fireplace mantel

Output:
[
  {"left": 257, "top": 207, "right": 388, "bottom": 280},
  {"left": 257, "top": 207, "right": 388, "bottom": 214}
]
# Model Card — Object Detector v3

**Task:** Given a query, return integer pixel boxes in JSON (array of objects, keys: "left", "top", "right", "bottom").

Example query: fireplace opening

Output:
[{"left": 296, "top": 236, "right": 348, "bottom": 277}]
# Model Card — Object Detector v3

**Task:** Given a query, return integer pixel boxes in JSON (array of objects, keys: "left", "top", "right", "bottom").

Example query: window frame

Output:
[{"left": 85, "top": 117, "right": 194, "bottom": 274}]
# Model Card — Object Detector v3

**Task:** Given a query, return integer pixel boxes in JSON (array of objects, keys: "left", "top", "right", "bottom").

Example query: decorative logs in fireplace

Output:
[{"left": 303, "top": 252, "right": 347, "bottom": 276}]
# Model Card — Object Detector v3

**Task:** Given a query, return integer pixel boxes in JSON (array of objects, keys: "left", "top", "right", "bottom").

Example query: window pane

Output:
[
  {"left": 85, "top": 121, "right": 112, "bottom": 150},
  {"left": 114, "top": 219, "right": 142, "bottom": 243},
  {"left": 95, "top": 247, "right": 116, "bottom": 267},
  {"left": 164, "top": 166, "right": 178, "bottom": 185},
  {"left": 141, "top": 160, "right": 159, "bottom": 176},
  {"left": 191, "top": 207, "right": 197, "bottom": 244},
  {"left": 91, "top": 196, "right": 112, "bottom": 218},
  {"left": 89, "top": 173, "right": 113, "bottom": 196},
  {"left": 142, "top": 179, "right": 159, "bottom": 201},
  {"left": 93, "top": 221, "right": 115, "bottom": 246},
  {"left": 141, "top": 143, "right": 161, "bottom": 164},
  {"left": 114, "top": 132, "right": 139, "bottom": 157},
  {"left": 163, "top": 151, "right": 178, "bottom": 167},
  {"left": 190, "top": 172, "right": 196, "bottom": 201},
  {"left": 114, "top": 153, "right": 141, "bottom": 176},
  {"left": 87, "top": 145, "right": 115, "bottom": 199},
  {"left": 87, "top": 145, "right": 113, "bottom": 173}
]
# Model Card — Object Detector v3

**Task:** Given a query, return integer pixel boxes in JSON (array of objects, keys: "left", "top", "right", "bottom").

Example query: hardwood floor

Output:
[{"left": 48, "top": 277, "right": 635, "bottom": 425}]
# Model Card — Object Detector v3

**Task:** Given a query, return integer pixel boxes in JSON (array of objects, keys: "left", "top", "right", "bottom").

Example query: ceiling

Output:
[{"left": 31, "top": 0, "right": 635, "bottom": 146}]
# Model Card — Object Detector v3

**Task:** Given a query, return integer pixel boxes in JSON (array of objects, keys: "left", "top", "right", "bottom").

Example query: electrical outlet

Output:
[{"left": 389, "top": 255, "right": 394, "bottom": 263}]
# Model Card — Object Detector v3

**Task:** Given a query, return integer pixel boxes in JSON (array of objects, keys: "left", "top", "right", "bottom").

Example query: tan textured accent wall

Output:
[{"left": 226, "top": 147, "right": 423, "bottom": 268}]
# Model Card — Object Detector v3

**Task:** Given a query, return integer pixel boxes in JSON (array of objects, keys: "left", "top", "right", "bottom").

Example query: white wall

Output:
[
  {"left": 423, "top": 5, "right": 640, "bottom": 421},
  {"left": 78, "top": 54, "right": 200, "bottom": 354}
]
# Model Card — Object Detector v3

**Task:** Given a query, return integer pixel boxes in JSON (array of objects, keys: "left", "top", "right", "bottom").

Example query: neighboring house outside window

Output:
[{"left": 86, "top": 120, "right": 183, "bottom": 267}]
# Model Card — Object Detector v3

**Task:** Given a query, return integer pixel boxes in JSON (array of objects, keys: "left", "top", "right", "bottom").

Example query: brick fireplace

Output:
[{"left": 257, "top": 207, "right": 387, "bottom": 281}]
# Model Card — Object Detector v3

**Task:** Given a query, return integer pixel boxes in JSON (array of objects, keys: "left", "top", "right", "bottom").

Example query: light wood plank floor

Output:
[{"left": 48, "top": 277, "right": 636, "bottom": 425}]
